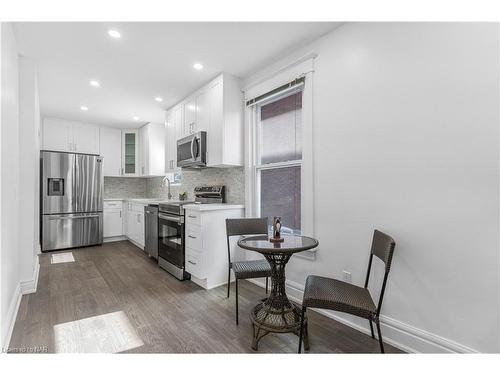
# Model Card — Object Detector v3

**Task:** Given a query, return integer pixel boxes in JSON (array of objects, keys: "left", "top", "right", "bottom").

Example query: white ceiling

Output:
[{"left": 13, "top": 22, "right": 340, "bottom": 128}]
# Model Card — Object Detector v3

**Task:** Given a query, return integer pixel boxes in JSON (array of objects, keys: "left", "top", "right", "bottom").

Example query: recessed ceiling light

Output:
[
  {"left": 154, "top": 97, "right": 163, "bottom": 102},
  {"left": 80, "top": 106, "right": 88, "bottom": 111},
  {"left": 108, "top": 29, "right": 121, "bottom": 39},
  {"left": 193, "top": 63, "right": 203, "bottom": 70},
  {"left": 133, "top": 116, "right": 139, "bottom": 121},
  {"left": 89, "top": 80, "right": 100, "bottom": 87}
]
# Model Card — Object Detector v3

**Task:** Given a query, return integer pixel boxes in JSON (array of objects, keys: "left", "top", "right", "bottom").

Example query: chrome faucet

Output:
[{"left": 162, "top": 176, "right": 172, "bottom": 200}]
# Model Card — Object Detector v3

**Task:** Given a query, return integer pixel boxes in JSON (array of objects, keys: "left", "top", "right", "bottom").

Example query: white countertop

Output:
[
  {"left": 104, "top": 199, "right": 244, "bottom": 210},
  {"left": 183, "top": 203, "right": 245, "bottom": 211},
  {"left": 104, "top": 198, "right": 168, "bottom": 205}
]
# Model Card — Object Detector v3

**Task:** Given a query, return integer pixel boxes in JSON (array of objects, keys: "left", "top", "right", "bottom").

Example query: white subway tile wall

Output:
[
  {"left": 104, "top": 177, "right": 148, "bottom": 199},
  {"left": 104, "top": 167, "right": 244, "bottom": 204}
]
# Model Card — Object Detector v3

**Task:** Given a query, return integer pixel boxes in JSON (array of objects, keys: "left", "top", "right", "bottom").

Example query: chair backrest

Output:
[
  {"left": 371, "top": 230, "right": 396, "bottom": 273},
  {"left": 225, "top": 218, "right": 268, "bottom": 265},
  {"left": 364, "top": 229, "right": 396, "bottom": 315}
]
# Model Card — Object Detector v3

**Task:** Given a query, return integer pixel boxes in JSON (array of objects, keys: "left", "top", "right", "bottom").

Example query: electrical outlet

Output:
[{"left": 342, "top": 270, "right": 352, "bottom": 283}]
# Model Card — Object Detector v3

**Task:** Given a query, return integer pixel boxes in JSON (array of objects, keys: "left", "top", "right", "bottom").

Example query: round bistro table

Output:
[{"left": 237, "top": 234, "right": 319, "bottom": 351}]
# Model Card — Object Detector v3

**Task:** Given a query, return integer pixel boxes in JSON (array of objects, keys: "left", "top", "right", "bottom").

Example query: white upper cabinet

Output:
[
  {"left": 139, "top": 123, "right": 165, "bottom": 176},
  {"left": 165, "top": 73, "right": 243, "bottom": 169},
  {"left": 122, "top": 129, "right": 139, "bottom": 176},
  {"left": 195, "top": 89, "right": 210, "bottom": 133},
  {"left": 183, "top": 97, "right": 197, "bottom": 136},
  {"left": 42, "top": 118, "right": 99, "bottom": 155},
  {"left": 72, "top": 122, "right": 100, "bottom": 154},
  {"left": 100, "top": 127, "right": 122, "bottom": 177},
  {"left": 165, "top": 105, "right": 183, "bottom": 174},
  {"left": 42, "top": 118, "right": 73, "bottom": 152}
]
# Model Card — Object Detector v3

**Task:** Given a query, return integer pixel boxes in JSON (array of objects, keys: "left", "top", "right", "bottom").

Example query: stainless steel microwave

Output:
[{"left": 177, "top": 131, "right": 207, "bottom": 168}]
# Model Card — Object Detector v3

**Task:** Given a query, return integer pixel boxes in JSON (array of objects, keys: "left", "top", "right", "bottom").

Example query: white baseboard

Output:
[
  {"left": 247, "top": 278, "right": 478, "bottom": 353},
  {"left": 127, "top": 238, "right": 144, "bottom": 250},
  {"left": 1, "top": 284, "right": 22, "bottom": 351},
  {"left": 2, "top": 255, "right": 41, "bottom": 351},
  {"left": 20, "top": 258, "right": 40, "bottom": 294},
  {"left": 103, "top": 235, "right": 127, "bottom": 243}
]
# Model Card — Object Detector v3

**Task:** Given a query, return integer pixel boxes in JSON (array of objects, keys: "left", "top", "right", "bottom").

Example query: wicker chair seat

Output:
[
  {"left": 303, "top": 275, "right": 376, "bottom": 319},
  {"left": 232, "top": 260, "right": 271, "bottom": 279}
]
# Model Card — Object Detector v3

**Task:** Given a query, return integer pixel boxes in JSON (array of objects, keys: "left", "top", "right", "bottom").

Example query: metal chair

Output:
[
  {"left": 298, "top": 230, "right": 396, "bottom": 353},
  {"left": 226, "top": 218, "right": 271, "bottom": 325}
]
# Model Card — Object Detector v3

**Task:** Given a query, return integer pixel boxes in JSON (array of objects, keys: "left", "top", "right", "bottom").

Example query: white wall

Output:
[
  {"left": 1, "top": 22, "right": 21, "bottom": 349},
  {"left": 0, "top": 23, "right": 40, "bottom": 350},
  {"left": 18, "top": 56, "right": 40, "bottom": 281},
  {"left": 244, "top": 23, "right": 499, "bottom": 353}
]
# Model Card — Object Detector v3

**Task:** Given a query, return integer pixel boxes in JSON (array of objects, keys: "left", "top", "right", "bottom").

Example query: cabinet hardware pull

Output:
[
  {"left": 188, "top": 215, "right": 197, "bottom": 219},
  {"left": 188, "top": 235, "right": 197, "bottom": 239},
  {"left": 188, "top": 260, "right": 196, "bottom": 265}
]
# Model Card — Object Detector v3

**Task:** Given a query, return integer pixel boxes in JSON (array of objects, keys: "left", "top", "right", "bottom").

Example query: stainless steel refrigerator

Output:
[{"left": 41, "top": 151, "right": 103, "bottom": 252}]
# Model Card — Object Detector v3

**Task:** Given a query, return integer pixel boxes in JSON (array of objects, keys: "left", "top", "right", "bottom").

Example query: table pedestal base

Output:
[
  {"left": 249, "top": 253, "right": 309, "bottom": 351},
  {"left": 237, "top": 235, "right": 319, "bottom": 352},
  {"left": 250, "top": 302, "right": 309, "bottom": 351}
]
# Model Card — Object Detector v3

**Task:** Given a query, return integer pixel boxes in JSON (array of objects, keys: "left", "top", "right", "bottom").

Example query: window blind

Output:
[{"left": 245, "top": 76, "right": 305, "bottom": 107}]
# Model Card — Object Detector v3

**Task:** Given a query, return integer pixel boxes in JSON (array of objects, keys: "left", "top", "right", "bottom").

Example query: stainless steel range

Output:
[
  {"left": 157, "top": 200, "right": 193, "bottom": 280},
  {"left": 157, "top": 185, "right": 226, "bottom": 280}
]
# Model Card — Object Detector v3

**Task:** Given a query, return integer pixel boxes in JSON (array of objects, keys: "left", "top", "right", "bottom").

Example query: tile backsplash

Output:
[
  {"left": 104, "top": 167, "right": 244, "bottom": 204},
  {"left": 147, "top": 167, "right": 244, "bottom": 204},
  {"left": 104, "top": 177, "right": 148, "bottom": 199}
]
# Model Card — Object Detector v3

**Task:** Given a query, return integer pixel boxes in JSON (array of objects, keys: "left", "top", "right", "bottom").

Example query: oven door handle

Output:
[{"left": 158, "top": 213, "right": 182, "bottom": 223}]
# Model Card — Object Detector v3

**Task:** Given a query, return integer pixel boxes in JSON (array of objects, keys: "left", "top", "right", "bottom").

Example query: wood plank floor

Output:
[{"left": 9, "top": 241, "right": 403, "bottom": 353}]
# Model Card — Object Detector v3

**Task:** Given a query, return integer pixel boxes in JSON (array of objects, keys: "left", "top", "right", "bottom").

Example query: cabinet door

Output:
[
  {"left": 164, "top": 111, "right": 174, "bottom": 173},
  {"left": 196, "top": 90, "right": 210, "bottom": 133},
  {"left": 103, "top": 209, "right": 123, "bottom": 237},
  {"left": 184, "top": 98, "right": 196, "bottom": 135},
  {"left": 122, "top": 130, "right": 139, "bottom": 176},
  {"left": 207, "top": 80, "right": 224, "bottom": 166},
  {"left": 126, "top": 206, "right": 135, "bottom": 240},
  {"left": 139, "top": 125, "right": 148, "bottom": 176},
  {"left": 73, "top": 122, "right": 100, "bottom": 154},
  {"left": 147, "top": 123, "right": 165, "bottom": 176},
  {"left": 42, "top": 118, "right": 72, "bottom": 152},
  {"left": 166, "top": 105, "right": 183, "bottom": 172},
  {"left": 137, "top": 212, "right": 145, "bottom": 247},
  {"left": 100, "top": 127, "right": 122, "bottom": 176}
]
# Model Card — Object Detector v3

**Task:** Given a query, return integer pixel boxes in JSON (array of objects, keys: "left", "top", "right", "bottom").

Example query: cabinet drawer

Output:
[
  {"left": 185, "top": 211, "right": 201, "bottom": 226},
  {"left": 104, "top": 200, "right": 123, "bottom": 209},
  {"left": 185, "top": 249, "right": 204, "bottom": 278},
  {"left": 185, "top": 226, "right": 202, "bottom": 250}
]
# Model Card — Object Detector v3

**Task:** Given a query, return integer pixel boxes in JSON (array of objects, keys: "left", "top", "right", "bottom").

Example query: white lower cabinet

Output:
[
  {"left": 124, "top": 202, "right": 145, "bottom": 248},
  {"left": 103, "top": 200, "right": 123, "bottom": 238},
  {"left": 184, "top": 206, "right": 244, "bottom": 289}
]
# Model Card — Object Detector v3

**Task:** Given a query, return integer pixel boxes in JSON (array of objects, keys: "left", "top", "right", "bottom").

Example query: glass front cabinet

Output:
[{"left": 121, "top": 129, "right": 139, "bottom": 176}]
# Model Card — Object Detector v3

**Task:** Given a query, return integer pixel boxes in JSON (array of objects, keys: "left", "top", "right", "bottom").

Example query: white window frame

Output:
[{"left": 244, "top": 56, "right": 316, "bottom": 260}]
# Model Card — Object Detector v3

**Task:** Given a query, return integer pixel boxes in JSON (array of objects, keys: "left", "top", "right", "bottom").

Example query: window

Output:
[
  {"left": 256, "top": 89, "right": 303, "bottom": 234},
  {"left": 245, "top": 58, "right": 315, "bottom": 259}
]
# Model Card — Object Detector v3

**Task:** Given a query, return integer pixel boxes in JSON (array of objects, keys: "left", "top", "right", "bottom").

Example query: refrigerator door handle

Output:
[{"left": 48, "top": 214, "right": 101, "bottom": 220}]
